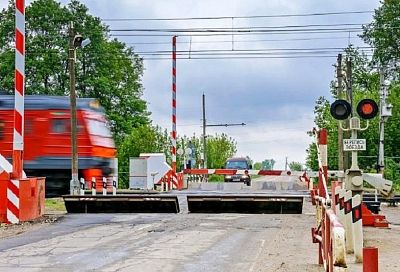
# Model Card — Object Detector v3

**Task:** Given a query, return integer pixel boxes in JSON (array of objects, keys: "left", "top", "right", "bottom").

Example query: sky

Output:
[{"left": 0, "top": 0, "right": 381, "bottom": 169}]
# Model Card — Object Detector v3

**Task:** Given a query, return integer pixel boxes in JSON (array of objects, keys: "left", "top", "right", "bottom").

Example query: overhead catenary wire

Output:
[
  {"left": 133, "top": 46, "right": 373, "bottom": 54},
  {"left": 102, "top": 10, "right": 374, "bottom": 21},
  {"left": 140, "top": 55, "right": 373, "bottom": 61},
  {"left": 126, "top": 36, "right": 358, "bottom": 45},
  {"left": 109, "top": 23, "right": 367, "bottom": 32},
  {"left": 111, "top": 29, "right": 364, "bottom": 37},
  {"left": 2, "top": 10, "right": 374, "bottom": 62}
]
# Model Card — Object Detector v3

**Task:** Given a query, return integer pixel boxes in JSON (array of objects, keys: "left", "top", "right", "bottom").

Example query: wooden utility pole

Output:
[
  {"left": 69, "top": 22, "right": 79, "bottom": 194},
  {"left": 337, "top": 54, "right": 344, "bottom": 172},
  {"left": 344, "top": 58, "right": 353, "bottom": 170}
]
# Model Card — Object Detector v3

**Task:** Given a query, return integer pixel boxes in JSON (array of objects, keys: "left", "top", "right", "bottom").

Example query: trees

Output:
[
  {"left": 206, "top": 134, "right": 237, "bottom": 169},
  {"left": 0, "top": 0, "right": 242, "bottom": 187},
  {"left": 362, "top": 0, "right": 400, "bottom": 69},
  {"left": 117, "top": 124, "right": 170, "bottom": 188},
  {"left": 253, "top": 162, "right": 262, "bottom": 170},
  {"left": 306, "top": 49, "right": 382, "bottom": 171},
  {"left": 289, "top": 161, "right": 303, "bottom": 171},
  {"left": 0, "top": 0, "right": 149, "bottom": 144},
  {"left": 262, "top": 159, "right": 276, "bottom": 170},
  {"left": 307, "top": 0, "right": 400, "bottom": 192}
]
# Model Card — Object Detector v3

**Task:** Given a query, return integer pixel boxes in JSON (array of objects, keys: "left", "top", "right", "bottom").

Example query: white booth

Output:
[{"left": 129, "top": 153, "right": 171, "bottom": 190}]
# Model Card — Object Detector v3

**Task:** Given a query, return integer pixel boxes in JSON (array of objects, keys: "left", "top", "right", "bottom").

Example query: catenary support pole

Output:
[
  {"left": 171, "top": 36, "right": 177, "bottom": 173},
  {"left": 378, "top": 67, "right": 386, "bottom": 174}
]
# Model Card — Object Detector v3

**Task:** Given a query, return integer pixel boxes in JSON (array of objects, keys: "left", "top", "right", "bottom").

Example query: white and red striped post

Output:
[
  {"left": 8, "top": 0, "right": 25, "bottom": 224},
  {"left": 171, "top": 36, "right": 177, "bottom": 173},
  {"left": 13, "top": 0, "right": 25, "bottom": 179},
  {"left": 318, "top": 129, "right": 328, "bottom": 198}
]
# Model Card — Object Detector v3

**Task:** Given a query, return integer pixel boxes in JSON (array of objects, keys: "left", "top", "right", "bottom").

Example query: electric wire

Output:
[{"left": 102, "top": 10, "right": 374, "bottom": 21}]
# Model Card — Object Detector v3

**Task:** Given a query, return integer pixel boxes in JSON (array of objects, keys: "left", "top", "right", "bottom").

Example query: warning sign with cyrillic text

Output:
[{"left": 343, "top": 139, "right": 366, "bottom": 151}]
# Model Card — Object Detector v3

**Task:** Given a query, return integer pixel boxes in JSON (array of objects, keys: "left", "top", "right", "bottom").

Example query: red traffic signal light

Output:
[
  {"left": 357, "top": 99, "right": 378, "bottom": 120},
  {"left": 330, "top": 100, "right": 352, "bottom": 120}
]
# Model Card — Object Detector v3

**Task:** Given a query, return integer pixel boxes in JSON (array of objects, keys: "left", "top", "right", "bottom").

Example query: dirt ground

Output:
[
  {"left": 0, "top": 213, "right": 63, "bottom": 240},
  {"left": 362, "top": 204, "right": 400, "bottom": 272}
]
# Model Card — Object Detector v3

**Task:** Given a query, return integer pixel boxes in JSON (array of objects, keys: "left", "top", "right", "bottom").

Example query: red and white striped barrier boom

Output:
[{"left": 183, "top": 169, "right": 305, "bottom": 177}]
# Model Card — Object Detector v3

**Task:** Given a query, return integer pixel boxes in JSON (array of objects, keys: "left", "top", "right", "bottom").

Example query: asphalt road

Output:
[{"left": 0, "top": 202, "right": 322, "bottom": 272}]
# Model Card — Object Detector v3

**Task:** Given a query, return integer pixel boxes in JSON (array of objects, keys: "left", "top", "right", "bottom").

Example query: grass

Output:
[{"left": 45, "top": 198, "right": 66, "bottom": 212}]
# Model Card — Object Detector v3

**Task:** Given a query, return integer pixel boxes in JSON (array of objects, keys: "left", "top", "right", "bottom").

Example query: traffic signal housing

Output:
[
  {"left": 356, "top": 99, "right": 378, "bottom": 120},
  {"left": 330, "top": 99, "right": 352, "bottom": 120},
  {"left": 330, "top": 99, "right": 379, "bottom": 120}
]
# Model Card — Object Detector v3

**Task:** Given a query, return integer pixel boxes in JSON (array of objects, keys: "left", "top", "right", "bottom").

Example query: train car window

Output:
[
  {"left": 87, "top": 119, "right": 112, "bottom": 137},
  {"left": 52, "top": 119, "right": 68, "bottom": 133}
]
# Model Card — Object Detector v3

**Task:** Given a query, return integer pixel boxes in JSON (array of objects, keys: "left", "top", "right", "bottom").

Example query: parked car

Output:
[{"left": 223, "top": 157, "right": 252, "bottom": 186}]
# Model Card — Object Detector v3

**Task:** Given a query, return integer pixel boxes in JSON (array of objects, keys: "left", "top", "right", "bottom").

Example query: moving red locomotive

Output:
[{"left": 0, "top": 95, "right": 116, "bottom": 196}]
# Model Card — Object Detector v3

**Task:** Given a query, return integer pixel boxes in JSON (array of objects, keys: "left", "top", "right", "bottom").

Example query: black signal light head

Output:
[
  {"left": 357, "top": 99, "right": 378, "bottom": 120},
  {"left": 330, "top": 99, "right": 352, "bottom": 120}
]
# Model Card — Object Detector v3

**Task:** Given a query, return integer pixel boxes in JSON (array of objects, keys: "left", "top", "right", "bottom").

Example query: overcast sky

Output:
[{"left": 1, "top": 0, "right": 381, "bottom": 169}]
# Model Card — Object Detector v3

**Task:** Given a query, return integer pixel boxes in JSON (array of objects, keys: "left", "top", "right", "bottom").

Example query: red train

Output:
[{"left": 0, "top": 95, "right": 116, "bottom": 196}]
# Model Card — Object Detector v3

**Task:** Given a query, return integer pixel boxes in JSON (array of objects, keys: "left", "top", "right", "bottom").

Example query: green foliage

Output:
[
  {"left": 253, "top": 162, "right": 262, "bottom": 170},
  {"left": 383, "top": 158, "right": 400, "bottom": 192},
  {"left": 117, "top": 125, "right": 170, "bottom": 188},
  {"left": 117, "top": 128, "right": 237, "bottom": 187},
  {"left": 261, "top": 159, "right": 276, "bottom": 170},
  {"left": 289, "top": 161, "right": 303, "bottom": 171},
  {"left": 307, "top": 1, "right": 400, "bottom": 185},
  {"left": 362, "top": 0, "right": 400, "bottom": 68},
  {"left": 0, "top": 0, "right": 149, "bottom": 144},
  {"left": 306, "top": 47, "right": 385, "bottom": 171},
  {"left": 206, "top": 133, "right": 237, "bottom": 169},
  {"left": 176, "top": 133, "right": 236, "bottom": 170},
  {"left": 208, "top": 174, "right": 224, "bottom": 182},
  {"left": 45, "top": 198, "right": 66, "bottom": 212}
]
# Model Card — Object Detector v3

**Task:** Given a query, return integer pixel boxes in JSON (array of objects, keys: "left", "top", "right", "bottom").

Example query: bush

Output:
[{"left": 208, "top": 174, "right": 224, "bottom": 182}]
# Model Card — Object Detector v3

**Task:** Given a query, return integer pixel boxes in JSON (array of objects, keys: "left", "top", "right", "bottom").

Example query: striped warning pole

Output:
[
  {"left": 13, "top": 0, "right": 25, "bottom": 179},
  {"left": 318, "top": 129, "right": 328, "bottom": 198},
  {"left": 8, "top": 0, "right": 25, "bottom": 224},
  {"left": 171, "top": 36, "right": 177, "bottom": 173}
]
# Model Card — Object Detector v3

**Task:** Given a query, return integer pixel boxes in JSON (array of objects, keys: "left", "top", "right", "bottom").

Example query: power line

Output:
[
  {"left": 134, "top": 46, "right": 373, "bottom": 54},
  {"left": 102, "top": 10, "right": 373, "bottom": 21},
  {"left": 111, "top": 27, "right": 362, "bottom": 34},
  {"left": 111, "top": 29, "right": 363, "bottom": 37},
  {"left": 109, "top": 23, "right": 366, "bottom": 32},
  {"left": 141, "top": 55, "right": 373, "bottom": 60},
  {"left": 126, "top": 36, "right": 357, "bottom": 45}
]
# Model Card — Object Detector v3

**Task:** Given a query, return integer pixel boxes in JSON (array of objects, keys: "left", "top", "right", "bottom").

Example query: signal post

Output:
[{"left": 330, "top": 98, "right": 380, "bottom": 263}]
